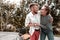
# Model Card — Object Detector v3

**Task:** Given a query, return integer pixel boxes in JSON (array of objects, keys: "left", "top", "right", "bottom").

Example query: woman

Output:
[{"left": 40, "top": 5, "right": 54, "bottom": 40}]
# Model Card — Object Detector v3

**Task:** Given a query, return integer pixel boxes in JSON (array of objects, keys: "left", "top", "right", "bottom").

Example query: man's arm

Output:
[
  {"left": 25, "top": 15, "right": 30, "bottom": 27},
  {"left": 25, "top": 15, "right": 34, "bottom": 27}
]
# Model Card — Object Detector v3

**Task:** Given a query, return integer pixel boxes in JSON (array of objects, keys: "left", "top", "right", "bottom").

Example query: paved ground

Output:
[
  {"left": 0, "top": 32, "right": 60, "bottom": 40},
  {"left": 45, "top": 36, "right": 60, "bottom": 40},
  {"left": 0, "top": 32, "right": 20, "bottom": 40}
]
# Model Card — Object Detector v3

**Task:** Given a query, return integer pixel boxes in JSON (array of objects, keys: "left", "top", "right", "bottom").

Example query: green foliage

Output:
[{"left": 0, "top": 0, "right": 60, "bottom": 31}]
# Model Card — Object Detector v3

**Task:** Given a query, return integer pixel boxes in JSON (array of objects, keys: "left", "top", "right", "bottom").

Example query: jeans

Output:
[{"left": 40, "top": 29, "right": 54, "bottom": 40}]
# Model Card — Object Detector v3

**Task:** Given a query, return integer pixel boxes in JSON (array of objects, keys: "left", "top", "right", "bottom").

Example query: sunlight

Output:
[{"left": 3, "top": 0, "right": 22, "bottom": 7}]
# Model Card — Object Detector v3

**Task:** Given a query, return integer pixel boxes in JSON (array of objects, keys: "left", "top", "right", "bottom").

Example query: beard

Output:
[{"left": 34, "top": 11, "right": 38, "bottom": 14}]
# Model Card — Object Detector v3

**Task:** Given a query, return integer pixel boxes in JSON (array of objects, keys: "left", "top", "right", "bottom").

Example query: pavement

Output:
[
  {"left": 0, "top": 32, "right": 60, "bottom": 40},
  {"left": 0, "top": 32, "right": 20, "bottom": 40},
  {"left": 45, "top": 36, "right": 60, "bottom": 40}
]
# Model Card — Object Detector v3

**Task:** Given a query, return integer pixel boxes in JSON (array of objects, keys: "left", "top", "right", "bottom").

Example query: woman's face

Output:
[{"left": 41, "top": 6, "right": 47, "bottom": 16}]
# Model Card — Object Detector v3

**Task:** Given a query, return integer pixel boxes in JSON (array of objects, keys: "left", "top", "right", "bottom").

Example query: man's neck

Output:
[{"left": 31, "top": 11, "right": 37, "bottom": 15}]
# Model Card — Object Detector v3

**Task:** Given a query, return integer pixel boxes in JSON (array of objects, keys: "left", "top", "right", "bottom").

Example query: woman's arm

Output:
[{"left": 49, "top": 14, "right": 53, "bottom": 23}]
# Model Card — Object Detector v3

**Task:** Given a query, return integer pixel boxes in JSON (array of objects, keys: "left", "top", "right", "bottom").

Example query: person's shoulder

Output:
[
  {"left": 38, "top": 11, "right": 41, "bottom": 15},
  {"left": 47, "top": 14, "right": 52, "bottom": 20},
  {"left": 38, "top": 11, "right": 41, "bottom": 12},
  {"left": 47, "top": 14, "right": 50, "bottom": 16},
  {"left": 26, "top": 12, "right": 31, "bottom": 17}
]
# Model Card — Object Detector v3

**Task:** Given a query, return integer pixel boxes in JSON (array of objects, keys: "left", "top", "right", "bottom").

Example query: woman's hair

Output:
[{"left": 44, "top": 5, "right": 51, "bottom": 15}]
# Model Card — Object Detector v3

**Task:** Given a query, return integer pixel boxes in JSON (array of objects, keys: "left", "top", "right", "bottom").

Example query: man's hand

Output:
[
  {"left": 34, "top": 23, "right": 40, "bottom": 27},
  {"left": 28, "top": 22, "right": 40, "bottom": 27},
  {"left": 28, "top": 22, "right": 34, "bottom": 27}
]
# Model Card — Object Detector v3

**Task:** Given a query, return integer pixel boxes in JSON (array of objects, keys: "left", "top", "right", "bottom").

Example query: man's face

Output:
[{"left": 31, "top": 5, "right": 39, "bottom": 13}]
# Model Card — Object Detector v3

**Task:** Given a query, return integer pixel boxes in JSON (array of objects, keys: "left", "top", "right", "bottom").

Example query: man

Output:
[{"left": 25, "top": 3, "right": 40, "bottom": 40}]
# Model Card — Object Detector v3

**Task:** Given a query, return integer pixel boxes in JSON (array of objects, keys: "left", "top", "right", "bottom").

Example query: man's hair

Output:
[{"left": 29, "top": 3, "right": 39, "bottom": 8}]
